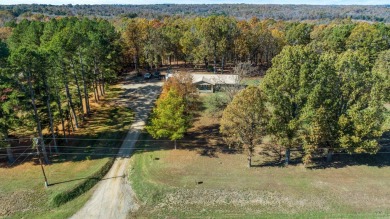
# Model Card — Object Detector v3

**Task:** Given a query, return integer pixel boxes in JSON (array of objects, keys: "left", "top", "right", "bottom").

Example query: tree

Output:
[
  {"left": 233, "top": 61, "right": 257, "bottom": 77},
  {"left": 372, "top": 49, "right": 390, "bottom": 101},
  {"left": 262, "top": 45, "right": 319, "bottom": 165},
  {"left": 323, "top": 23, "right": 355, "bottom": 53},
  {"left": 335, "top": 50, "right": 386, "bottom": 156},
  {"left": 146, "top": 89, "right": 187, "bottom": 150},
  {"left": 161, "top": 72, "right": 198, "bottom": 113},
  {"left": 220, "top": 86, "right": 269, "bottom": 167},
  {"left": 298, "top": 50, "right": 387, "bottom": 164},
  {"left": 9, "top": 47, "right": 50, "bottom": 163},
  {"left": 197, "top": 16, "right": 237, "bottom": 73},
  {"left": 0, "top": 67, "right": 20, "bottom": 163},
  {"left": 300, "top": 52, "right": 341, "bottom": 163},
  {"left": 346, "top": 23, "right": 387, "bottom": 63},
  {"left": 123, "top": 18, "right": 148, "bottom": 71},
  {"left": 221, "top": 62, "right": 250, "bottom": 103},
  {"left": 286, "top": 23, "right": 313, "bottom": 46}
]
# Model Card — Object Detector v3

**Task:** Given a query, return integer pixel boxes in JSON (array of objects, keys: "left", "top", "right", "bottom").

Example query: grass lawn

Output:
[
  {"left": 0, "top": 84, "right": 134, "bottom": 218},
  {"left": 129, "top": 110, "right": 390, "bottom": 218}
]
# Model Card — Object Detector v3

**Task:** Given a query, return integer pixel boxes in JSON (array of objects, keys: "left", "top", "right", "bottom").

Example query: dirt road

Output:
[{"left": 70, "top": 78, "right": 163, "bottom": 219}]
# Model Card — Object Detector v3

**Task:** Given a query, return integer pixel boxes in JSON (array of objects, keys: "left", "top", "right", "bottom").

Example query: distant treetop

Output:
[{"left": 0, "top": 4, "right": 389, "bottom": 23}]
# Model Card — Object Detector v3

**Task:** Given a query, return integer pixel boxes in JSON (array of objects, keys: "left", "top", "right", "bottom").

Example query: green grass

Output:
[
  {"left": 129, "top": 130, "right": 390, "bottom": 218},
  {"left": 0, "top": 86, "right": 134, "bottom": 218},
  {"left": 241, "top": 77, "right": 262, "bottom": 86}
]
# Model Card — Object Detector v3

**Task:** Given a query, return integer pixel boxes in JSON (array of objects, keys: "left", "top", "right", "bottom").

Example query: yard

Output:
[
  {"left": 0, "top": 83, "right": 134, "bottom": 219},
  {"left": 129, "top": 98, "right": 390, "bottom": 218}
]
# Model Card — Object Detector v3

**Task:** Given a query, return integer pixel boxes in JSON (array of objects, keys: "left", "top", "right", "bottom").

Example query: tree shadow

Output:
[
  {"left": 49, "top": 175, "right": 125, "bottom": 186},
  {"left": 308, "top": 149, "right": 390, "bottom": 169}
]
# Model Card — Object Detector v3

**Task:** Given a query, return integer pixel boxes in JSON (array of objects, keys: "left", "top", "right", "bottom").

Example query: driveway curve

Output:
[{"left": 70, "top": 78, "right": 163, "bottom": 219}]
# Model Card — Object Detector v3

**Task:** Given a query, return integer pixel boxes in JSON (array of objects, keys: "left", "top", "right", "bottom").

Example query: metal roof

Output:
[{"left": 191, "top": 74, "right": 240, "bottom": 85}]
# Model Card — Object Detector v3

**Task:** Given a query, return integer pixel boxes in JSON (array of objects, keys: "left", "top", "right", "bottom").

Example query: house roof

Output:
[{"left": 191, "top": 74, "right": 239, "bottom": 85}]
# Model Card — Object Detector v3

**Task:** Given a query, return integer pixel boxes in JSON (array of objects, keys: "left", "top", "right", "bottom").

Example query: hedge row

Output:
[{"left": 51, "top": 157, "right": 116, "bottom": 207}]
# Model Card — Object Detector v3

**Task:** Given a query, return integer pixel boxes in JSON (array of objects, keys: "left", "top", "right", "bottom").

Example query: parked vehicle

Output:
[
  {"left": 153, "top": 71, "right": 161, "bottom": 79},
  {"left": 144, "top": 73, "right": 152, "bottom": 79}
]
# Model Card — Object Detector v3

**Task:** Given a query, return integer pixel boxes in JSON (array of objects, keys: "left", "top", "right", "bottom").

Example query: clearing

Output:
[{"left": 129, "top": 97, "right": 390, "bottom": 218}]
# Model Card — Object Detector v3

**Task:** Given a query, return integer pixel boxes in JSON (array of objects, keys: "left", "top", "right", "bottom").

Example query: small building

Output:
[{"left": 191, "top": 74, "right": 241, "bottom": 93}]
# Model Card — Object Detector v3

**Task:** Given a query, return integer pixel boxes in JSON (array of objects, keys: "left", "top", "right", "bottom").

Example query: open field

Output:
[
  {"left": 0, "top": 83, "right": 134, "bottom": 218},
  {"left": 129, "top": 105, "right": 390, "bottom": 218}
]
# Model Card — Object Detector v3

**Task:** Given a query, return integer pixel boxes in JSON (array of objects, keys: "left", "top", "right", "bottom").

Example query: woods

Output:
[
  {"left": 1, "top": 4, "right": 390, "bottom": 23},
  {"left": 0, "top": 14, "right": 389, "bottom": 166},
  {"left": 0, "top": 18, "right": 121, "bottom": 163},
  {"left": 1, "top": 4, "right": 390, "bottom": 219}
]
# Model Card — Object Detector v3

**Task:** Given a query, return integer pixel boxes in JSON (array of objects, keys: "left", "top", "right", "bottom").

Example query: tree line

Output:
[
  {"left": 136, "top": 17, "right": 389, "bottom": 167},
  {"left": 0, "top": 17, "right": 121, "bottom": 163},
  {"left": 1, "top": 4, "right": 390, "bottom": 23},
  {"left": 120, "top": 17, "right": 389, "bottom": 74},
  {"left": 221, "top": 44, "right": 389, "bottom": 167},
  {"left": 0, "top": 15, "right": 389, "bottom": 166}
]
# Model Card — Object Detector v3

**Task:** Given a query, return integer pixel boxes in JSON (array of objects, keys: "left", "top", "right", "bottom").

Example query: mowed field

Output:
[
  {"left": 129, "top": 105, "right": 390, "bottom": 218},
  {"left": 0, "top": 84, "right": 134, "bottom": 219}
]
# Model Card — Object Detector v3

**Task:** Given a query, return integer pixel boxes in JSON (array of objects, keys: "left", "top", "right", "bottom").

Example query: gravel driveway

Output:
[{"left": 70, "top": 78, "right": 163, "bottom": 219}]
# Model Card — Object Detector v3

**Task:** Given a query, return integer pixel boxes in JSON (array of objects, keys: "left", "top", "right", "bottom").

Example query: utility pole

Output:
[{"left": 33, "top": 138, "right": 49, "bottom": 188}]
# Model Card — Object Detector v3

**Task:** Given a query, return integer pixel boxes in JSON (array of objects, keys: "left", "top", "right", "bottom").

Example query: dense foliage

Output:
[
  {"left": 0, "top": 18, "right": 121, "bottom": 162},
  {"left": 260, "top": 26, "right": 389, "bottom": 164},
  {"left": 119, "top": 17, "right": 390, "bottom": 74},
  {"left": 0, "top": 13, "right": 389, "bottom": 165},
  {"left": 0, "top": 4, "right": 390, "bottom": 23}
]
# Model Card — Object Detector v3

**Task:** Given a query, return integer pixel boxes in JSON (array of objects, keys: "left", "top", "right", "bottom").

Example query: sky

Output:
[{"left": 0, "top": 0, "right": 389, "bottom": 5}]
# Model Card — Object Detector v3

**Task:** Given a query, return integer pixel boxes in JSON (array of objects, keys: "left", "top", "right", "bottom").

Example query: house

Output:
[
  {"left": 166, "top": 72, "right": 243, "bottom": 93},
  {"left": 191, "top": 74, "right": 241, "bottom": 93}
]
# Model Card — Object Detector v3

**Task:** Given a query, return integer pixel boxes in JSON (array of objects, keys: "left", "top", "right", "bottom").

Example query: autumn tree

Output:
[
  {"left": 146, "top": 89, "right": 187, "bottom": 150},
  {"left": 220, "top": 86, "right": 269, "bottom": 167},
  {"left": 346, "top": 23, "right": 388, "bottom": 63},
  {"left": 123, "top": 18, "right": 148, "bottom": 72},
  {"left": 262, "top": 45, "right": 319, "bottom": 165}
]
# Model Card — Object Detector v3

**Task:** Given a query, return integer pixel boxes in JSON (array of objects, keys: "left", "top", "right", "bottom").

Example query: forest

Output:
[
  {"left": 0, "top": 14, "right": 389, "bottom": 165},
  {"left": 0, "top": 4, "right": 390, "bottom": 22},
  {"left": 0, "top": 17, "right": 121, "bottom": 163}
]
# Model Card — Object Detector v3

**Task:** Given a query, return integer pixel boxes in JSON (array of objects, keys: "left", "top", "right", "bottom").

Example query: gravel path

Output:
[{"left": 70, "top": 78, "right": 163, "bottom": 219}]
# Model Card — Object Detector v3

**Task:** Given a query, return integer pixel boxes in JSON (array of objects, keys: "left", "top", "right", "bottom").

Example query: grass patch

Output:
[
  {"left": 241, "top": 77, "right": 262, "bottom": 86},
  {"left": 202, "top": 92, "right": 229, "bottom": 117},
  {"left": 51, "top": 157, "right": 115, "bottom": 207},
  {"left": 129, "top": 112, "right": 390, "bottom": 218}
]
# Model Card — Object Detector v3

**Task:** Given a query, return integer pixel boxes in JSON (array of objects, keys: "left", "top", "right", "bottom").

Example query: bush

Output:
[{"left": 203, "top": 93, "right": 229, "bottom": 116}]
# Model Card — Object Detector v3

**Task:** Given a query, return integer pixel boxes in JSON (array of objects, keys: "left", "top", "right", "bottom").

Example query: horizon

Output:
[{"left": 1, "top": 1, "right": 389, "bottom": 6}]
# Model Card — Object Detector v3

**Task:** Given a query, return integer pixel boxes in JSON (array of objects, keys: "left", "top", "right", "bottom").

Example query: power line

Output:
[
  {"left": 8, "top": 144, "right": 33, "bottom": 167},
  {"left": 4, "top": 150, "right": 390, "bottom": 157},
  {"left": 1, "top": 137, "right": 388, "bottom": 145}
]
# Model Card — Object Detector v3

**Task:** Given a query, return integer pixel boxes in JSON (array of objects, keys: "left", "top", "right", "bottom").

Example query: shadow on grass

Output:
[
  {"left": 49, "top": 175, "right": 125, "bottom": 186},
  {"left": 133, "top": 128, "right": 390, "bottom": 170}
]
